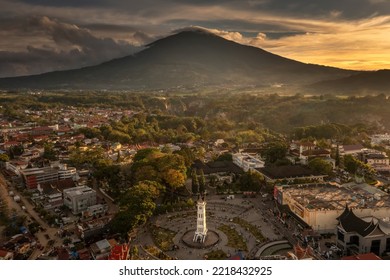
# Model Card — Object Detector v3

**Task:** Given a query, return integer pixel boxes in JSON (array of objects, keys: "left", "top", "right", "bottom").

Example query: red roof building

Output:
[
  {"left": 108, "top": 244, "right": 130, "bottom": 260},
  {"left": 342, "top": 253, "right": 382, "bottom": 260}
]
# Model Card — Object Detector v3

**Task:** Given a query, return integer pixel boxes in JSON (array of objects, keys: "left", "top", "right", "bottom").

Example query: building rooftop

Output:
[
  {"left": 277, "top": 182, "right": 390, "bottom": 211},
  {"left": 257, "top": 165, "right": 322, "bottom": 180},
  {"left": 63, "top": 185, "right": 94, "bottom": 197},
  {"left": 342, "top": 253, "right": 382, "bottom": 260},
  {"left": 342, "top": 144, "right": 364, "bottom": 152},
  {"left": 366, "top": 153, "right": 388, "bottom": 159},
  {"left": 192, "top": 160, "right": 243, "bottom": 175}
]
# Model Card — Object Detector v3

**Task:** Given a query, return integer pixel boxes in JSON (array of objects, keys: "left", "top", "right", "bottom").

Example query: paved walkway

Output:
[{"left": 131, "top": 194, "right": 282, "bottom": 260}]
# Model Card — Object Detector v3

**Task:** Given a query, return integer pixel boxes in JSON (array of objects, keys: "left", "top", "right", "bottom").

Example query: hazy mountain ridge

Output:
[
  {"left": 0, "top": 29, "right": 386, "bottom": 92},
  {"left": 310, "top": 70, "right": 390, "bottom": 94}
]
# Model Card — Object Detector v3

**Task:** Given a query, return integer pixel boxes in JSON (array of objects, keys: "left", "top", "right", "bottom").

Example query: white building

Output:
[
  {"left": 371, "top": 133, "right": 390, "bottom": 145},
  {"left": 364, "top": 153, "right": 390, "bottom": 172},
  {"left": 56, "top": 164, "right": 77, "bottom": 180},
  {"left": 21, "top": 167, "right": 59, "bottom": 189},
  {"left": 82, "top": 204, "right": 108, "bottom": 219},
  {"left": 63, "top": 186, "right": 97, "bottom": 214},
  {"left": 233, "top": 152, "right": 265, "bottom": 172}
]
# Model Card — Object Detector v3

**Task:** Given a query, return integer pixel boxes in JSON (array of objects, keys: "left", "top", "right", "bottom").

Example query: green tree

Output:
[
  {"left": 191, "top": 169, "right": 200, "bottom": 194},
  {"left": 239, "top": 170, "right": 265, "bottom": 192},
  {"left": 111, "top": 181, "right": 164, "bottom": 236},
  {"left": 199, "top": 169, "right": 206, "bottom": 194},
  {"left": 43, "top": 143, "right": 57, "bottom": 161},
  {"left": 0, "top": 154, "right": 9, "bottom": 162},
  {"left": 308, "top": 158, "right": 333, "bottom": 176},
  {"left": 335, "top": 145, "right": 340, "bottom": 167},
  {"left": 264, "top": 142, "right": 288, "bottom": 164},
  {"left": 344, "top": 155, "right": 360, "bottom": 174}
]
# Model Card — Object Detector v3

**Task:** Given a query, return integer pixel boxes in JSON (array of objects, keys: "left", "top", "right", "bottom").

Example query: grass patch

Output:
[
  {"left": 205, "top": 249, "right": 227, "bottom": 260},
  {"left": 218, "top": 224, "right": 247, "bottom": 251},
  {"left": 150, "top": 225, "right": 176, "bottom": 251},
  {"left": 232, "top": 217, "right": 266, "bottom": 242}
]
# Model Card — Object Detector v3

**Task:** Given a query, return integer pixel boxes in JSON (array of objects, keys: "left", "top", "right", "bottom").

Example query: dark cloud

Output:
[
  {"left": 0, "top": 16, "right": 142, "bottom": 77},
  {"left": 14, "top": 0, "right": 109, "bottom": 8}
]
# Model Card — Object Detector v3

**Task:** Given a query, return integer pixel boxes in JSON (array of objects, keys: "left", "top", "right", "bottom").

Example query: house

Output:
[
  {"left": 90, "top": 239, "right": 117, "bottom": 260},
  {"left": 337, "top": 207, "right": 390, "bottom": 256}
]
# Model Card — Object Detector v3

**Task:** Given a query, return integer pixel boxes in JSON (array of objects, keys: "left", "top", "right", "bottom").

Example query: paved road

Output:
[{"left": 0, "top": 173, "right": 64, "bottom": 259}]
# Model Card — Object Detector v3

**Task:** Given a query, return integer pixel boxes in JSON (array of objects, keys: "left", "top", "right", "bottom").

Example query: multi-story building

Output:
[
  {"left": 21, "top": 167, "right": 59, "bottom": 189},
  {"left": 56, "top": 164, "right": 77, "bottom": 180},
  {"left": 274, "top": 182, "right": 390, "bottom": 233},
  {"left": 63, "top": 186, "right": 96, "bottom": 214},
  {"left": 363, "top": 153, "right": 390, "bottom": 172},
  {"left": 233, "top": 152, "right": 265, "bottom": 172}
]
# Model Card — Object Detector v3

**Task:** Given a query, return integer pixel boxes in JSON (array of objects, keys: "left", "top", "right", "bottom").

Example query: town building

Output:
[
  {"left": 299, "top": 149, "right": 332, "bottom": 166},
  {"left": 341, "top": 252, "right": 382, "bottom": 260},
  {"left": 63, "top": 185, "right": 96, "bottom": 214},
  {"left": 36, "top": 179, "right": 75, "bottom": 209},
  {"left": 232, "top": 152, "right": 265, "bottom": 172},
  {"left": 82, "top": 204, "right": 109, "bottom": 220},
  {"left": 21, "top": 167, "right": 59, "bottom": 189},
  {"left": 339, "top": 144, "right": 364, "bottom": 156},
  {"left": 371, "top": 133, "right": 390, "bottom": 146},
  {"left": 361, "top": 152, "right": 390, "bottom": 172},
  {"left": 56, "top": 164, "right": 77, "bottom": 180},
  {"left": 5, "top": 160, "right": 29, "bottom": 175},
  {"left": 108, "top": 244, "right": 130, "bottom": 260},
  {"left": 90, "top": 239, "right": 117, "bottom": 260},
  {"left": 257, "top": 165, "right": 326, "bottom": 184},
  {"left": 76, "top": 216, "right": 112, "bottom": 239},
  {"left": 337, "top": 207, "right": 390, "bottom": 256},
  {"left": 274, "top": 182, "right": 390, "bottom": 233}
]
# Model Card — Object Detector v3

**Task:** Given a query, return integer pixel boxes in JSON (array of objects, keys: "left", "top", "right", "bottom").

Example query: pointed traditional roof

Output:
[{"left": 338, "top": 207, "right": 382, "bottom": 237}]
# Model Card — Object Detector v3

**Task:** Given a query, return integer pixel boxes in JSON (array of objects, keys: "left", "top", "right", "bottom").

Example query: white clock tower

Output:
[{"left": 193, "top": 197, "right": 208, "bottom": 243}]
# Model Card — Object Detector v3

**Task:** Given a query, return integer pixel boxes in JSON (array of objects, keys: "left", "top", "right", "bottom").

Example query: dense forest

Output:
[{"left": 1, "top": 91, "right": 387, "bottom": 136}]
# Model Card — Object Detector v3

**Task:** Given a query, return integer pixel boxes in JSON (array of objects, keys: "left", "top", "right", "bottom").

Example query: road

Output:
[{"left": 0, "top": 172, "right": 63, "bottom": 259}]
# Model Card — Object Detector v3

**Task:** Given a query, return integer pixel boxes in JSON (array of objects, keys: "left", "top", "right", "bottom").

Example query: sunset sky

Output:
[{"left": 1, "top": 0, "right": 390, "bottom": 77}]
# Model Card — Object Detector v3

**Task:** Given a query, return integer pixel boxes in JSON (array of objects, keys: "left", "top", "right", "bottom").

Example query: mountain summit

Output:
[{"left": 0, "top": 30, "right": 357, "bottom": 90}]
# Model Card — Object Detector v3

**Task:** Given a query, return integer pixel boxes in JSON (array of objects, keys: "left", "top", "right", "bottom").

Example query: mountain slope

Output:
[
  {"left": 0, "top": 29, "right": 356, "bottom": 90},
  {"left": 310, "top": 70, "right": 390, "bottom": 94}
]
